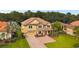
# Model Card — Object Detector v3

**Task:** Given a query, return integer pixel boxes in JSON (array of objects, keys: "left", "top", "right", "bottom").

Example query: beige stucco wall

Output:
[
  {"left": 21, "top": 25, "right": 37, "bottom": 33},
  {"left": 65, "top": 28, "right": 74, "bottom": 35},
  {"left": 0, "top": 32, "right": 11, "bottom": 40},
  {"left": 21, "top": 19, "right": 52, "bottom": 36},
  {"left": 26, "top": 31, "right": 36, "bottom": 36}
]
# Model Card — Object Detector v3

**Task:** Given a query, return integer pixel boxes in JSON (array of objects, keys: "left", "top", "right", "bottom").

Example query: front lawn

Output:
[
  {"left": 46, "top": 34, "right": 79, "bottom": 48},
  {"left": 0, "top": 39, "right": 30, "bottom": 48},
  {"left": 0, "top": 29, "right": 30, "bottom": 48}
]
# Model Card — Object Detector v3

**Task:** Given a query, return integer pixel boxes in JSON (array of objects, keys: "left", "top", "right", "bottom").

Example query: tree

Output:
[
  {"left": 52, "top": 21, "right": 63, "bottom": 32},
  {"left": 9, "top": 11, "right": 24, "bottom": 23},
  {"left": 8, "top": 21, "right": 20, "bottom": 32},
  {"left": 67, "top": 12, "right": 71, "bottom": 16},
  {"left": 0, "top": 10, "right": 77, "bottom": 24},
  {"left": 7, "top": 21, "right": 21, "bottom": 40},
  {"left": 52, "top": 21, "right": 63, "bottom": 36},
  {"left": 35, "top": 11, "right": 42, "bottom": 17},
  {"left": 63, "top": 12, "right": 76, "bottom": 23},
  {"left": 24, "top": 10, "right": 35, "bottom": 19}
]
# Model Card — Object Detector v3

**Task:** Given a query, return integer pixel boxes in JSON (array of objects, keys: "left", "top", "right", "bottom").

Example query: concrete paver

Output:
[
  {"left": 25, "top": 36, "right": 46, "bottom": 48},
  {"left": 24, "top": 34, "right": 55, "bottom": 48}
]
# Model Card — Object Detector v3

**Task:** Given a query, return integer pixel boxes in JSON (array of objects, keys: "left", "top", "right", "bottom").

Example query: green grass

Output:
[
  {"left": 0, "top": 39, "right": 30, "bottom": 48},
  {"left": 46, "top": 34, "right": 79, "bottom": 48}
]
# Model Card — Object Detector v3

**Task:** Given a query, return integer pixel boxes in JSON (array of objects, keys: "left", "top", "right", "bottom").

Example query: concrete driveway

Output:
[
  {"left": 24, "top": 34, "right": 55, "bottom": 48},
  {"left": 36, "top": 35, "right": 56, "bottom": 44}
]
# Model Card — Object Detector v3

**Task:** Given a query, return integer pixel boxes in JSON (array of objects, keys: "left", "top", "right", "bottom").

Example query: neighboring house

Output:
[
  {"left": 0, "top": 21, "right": 11, "bottom": 40},
  {"left": 21, "top": 17, "right": 52, "bottom": 36},
  {"left": 63, "top": 20, "right": 79, "bottom": 35}
]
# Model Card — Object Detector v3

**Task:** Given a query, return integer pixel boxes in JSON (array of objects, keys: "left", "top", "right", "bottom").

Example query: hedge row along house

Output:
[{"left": 21, "top": 17, "right": 52, "bottom": 36}]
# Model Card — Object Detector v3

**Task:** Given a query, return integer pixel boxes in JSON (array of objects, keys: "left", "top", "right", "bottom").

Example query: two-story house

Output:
[
  {"left": 0, "top": 21, "right": 12, "bottom": 40},
  {"left": 21, "top": 17, "right": 52, "bottom": 36}
]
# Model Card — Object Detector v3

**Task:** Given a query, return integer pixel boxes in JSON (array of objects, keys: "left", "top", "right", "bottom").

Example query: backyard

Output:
[{"left": 45, "top": 34, "right": 79, "bottom": 48}]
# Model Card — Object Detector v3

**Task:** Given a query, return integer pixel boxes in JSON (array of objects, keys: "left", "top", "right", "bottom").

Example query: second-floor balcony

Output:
[{"left": 36, "top": 25, "right": 52, "bottom": 31}]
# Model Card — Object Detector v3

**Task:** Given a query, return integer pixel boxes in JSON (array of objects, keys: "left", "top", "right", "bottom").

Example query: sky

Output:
[
  {"left": 0, "top": 10, "right": 79, "bottom": 15},
  {"left": 53, "top": 10, "right": 79, "bottom": 15},
  {"left": 0, "top": 0, "right": 79, "bottom": 14}
]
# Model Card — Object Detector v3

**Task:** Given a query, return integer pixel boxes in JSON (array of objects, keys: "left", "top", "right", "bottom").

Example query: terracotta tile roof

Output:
[
  {"left": 21, "top": 17, "right": 51, "bottom": 25},
  {"left": 0, "top": 21, "right": 8, "bottom": 32},
  {"left": 70, "top": 20, "right": 79, "bottom": 26}
]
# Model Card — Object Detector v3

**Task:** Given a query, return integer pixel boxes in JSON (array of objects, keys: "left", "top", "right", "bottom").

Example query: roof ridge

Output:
[{"left": 22, "top": 17, "right": 51, "bottom": 25}]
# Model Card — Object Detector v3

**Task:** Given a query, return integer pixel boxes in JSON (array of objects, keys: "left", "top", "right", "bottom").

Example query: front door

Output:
[{"left": 38, "top": 31, "right": 42, "bottom": 35}]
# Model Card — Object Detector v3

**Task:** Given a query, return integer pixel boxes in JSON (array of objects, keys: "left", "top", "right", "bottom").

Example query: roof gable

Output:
[
  {"left": 0, "top": 21, "right": 8, "bottom": 32},
  {"left": 70, "top": 20, "right": 79, "bottom": 26},
  {"left": 22, "top": 17, "right": 51, "bottom": 25},
  {"left": 30, "top": 19, "right": 39, "bottom": 24}
]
